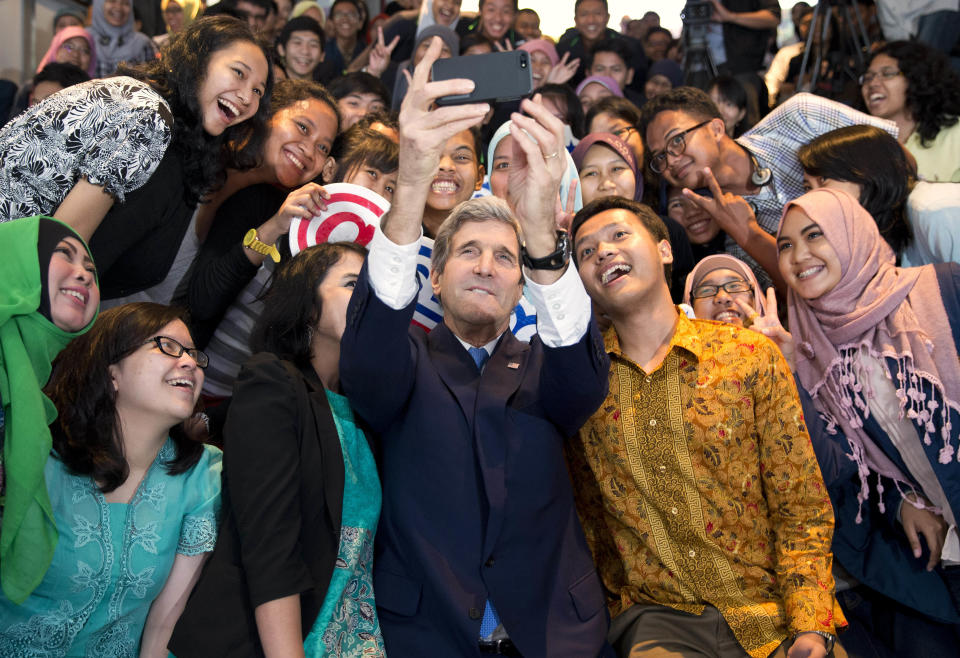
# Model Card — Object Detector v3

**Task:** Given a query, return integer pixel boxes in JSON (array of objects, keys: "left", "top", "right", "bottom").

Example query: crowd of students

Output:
[{"left": 1, "top": 0, "right": 960, "bottom": 656}]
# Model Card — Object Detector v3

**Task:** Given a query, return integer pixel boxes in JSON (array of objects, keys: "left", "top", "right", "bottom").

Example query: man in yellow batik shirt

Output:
[{"left": 568, "top": 196, "right": 847, "bottom": 658}]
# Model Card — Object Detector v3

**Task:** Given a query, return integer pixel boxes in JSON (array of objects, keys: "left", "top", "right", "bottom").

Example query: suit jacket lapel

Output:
[
  {"left": 478, "top": 331, "right": 529, "bottom": 557},
  {"left": 428, "top": 322, "right": 481, "bottom": 427}
]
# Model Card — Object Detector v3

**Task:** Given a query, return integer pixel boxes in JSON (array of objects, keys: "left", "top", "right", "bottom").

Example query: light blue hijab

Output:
[{"left": 485, "top": 120, "right": 583, "bottom": 213}]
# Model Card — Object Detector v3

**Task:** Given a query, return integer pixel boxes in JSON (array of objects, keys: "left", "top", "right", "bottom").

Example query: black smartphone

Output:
[{"left": 432, "top": 50, "right": 533, "bottom": 106}]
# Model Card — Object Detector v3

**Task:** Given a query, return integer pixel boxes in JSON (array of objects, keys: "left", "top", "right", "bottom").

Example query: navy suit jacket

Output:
[{"left": 340, "top": 264, "right": 611, "bottom": 657}]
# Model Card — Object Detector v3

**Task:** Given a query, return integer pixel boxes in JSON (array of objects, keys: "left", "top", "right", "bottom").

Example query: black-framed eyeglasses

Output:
[
  {"left": 690, "top": 279, "right": 753, "bottom": 300},
  {"left": 649, "top": 120, "right": 713, "bottom": 174},
  {"left": 611, "top": 125, "right": 636, "bottom": 140},
  {"left": 142, "top": 336, "right": 209, "bottom": 369},
  {"left": 859, "top": 68, "right": 902, "bottom": 85}
]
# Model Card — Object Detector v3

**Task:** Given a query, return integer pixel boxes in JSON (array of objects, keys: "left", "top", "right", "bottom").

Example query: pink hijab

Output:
[
  {"left": 681, "top": 254, "right": 765, "bottom": 315},
  {"left": 782, "top": 188, "right": 960, "bottom": 512},
  {"left": 37, "top": 26, "right": 97, "bottom": 78}
]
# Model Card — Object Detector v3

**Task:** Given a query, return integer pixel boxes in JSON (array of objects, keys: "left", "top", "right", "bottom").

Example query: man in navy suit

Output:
[{"left": 339, "top": 37, "right": 612, "bottom": 657}]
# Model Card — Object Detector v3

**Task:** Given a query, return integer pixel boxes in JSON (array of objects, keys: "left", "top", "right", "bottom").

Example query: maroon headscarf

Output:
[{"left": 571, "top": 132, "right": 643, "bottom": 201}]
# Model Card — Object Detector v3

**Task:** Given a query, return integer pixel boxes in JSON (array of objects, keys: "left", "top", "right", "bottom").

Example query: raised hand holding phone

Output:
[{"left": 382, "top": 37, "right": 489, "bottom": 245}]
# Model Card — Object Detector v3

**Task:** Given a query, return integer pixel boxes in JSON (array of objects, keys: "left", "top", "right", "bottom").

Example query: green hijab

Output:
[{"left": 0, "top": 216, "right": 98, "bottom": 604}]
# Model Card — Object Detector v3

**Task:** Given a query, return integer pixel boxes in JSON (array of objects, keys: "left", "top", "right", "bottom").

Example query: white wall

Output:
[{"left": 2, "top": 0, "right": 88, "bottom": 84}]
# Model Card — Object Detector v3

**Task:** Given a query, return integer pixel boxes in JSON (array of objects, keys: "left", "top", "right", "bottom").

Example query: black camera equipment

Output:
[
  {"left": 796, "top": 0, "right": 871, "bottom": 100},
  {"left": 682, "top": 0, "right": 718, "bottom": 89}
]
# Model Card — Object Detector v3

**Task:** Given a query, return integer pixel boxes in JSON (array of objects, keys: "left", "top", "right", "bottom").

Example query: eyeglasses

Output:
[
  {"left": 611, "top": 125, "right": 636, "bottom": 140},
  {"left": 859, "top": 68, "right": 902, "bottom": 85},
  {"left": 649, "top": 120, "right": 712, "bottom": 174},
  {"left": 690, "top": 279, "right": 752, "bottom": 300},
  {"left": 142, "top": 336, "right": 209, "bottom": 368},
  {"left": 59, "top": 42, "right": 91, "bottom": 56}
]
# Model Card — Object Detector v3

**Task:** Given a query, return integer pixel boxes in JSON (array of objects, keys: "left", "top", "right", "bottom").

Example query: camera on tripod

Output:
[{"left": 682, "top": 0, "right": 717, "bottom": 88}]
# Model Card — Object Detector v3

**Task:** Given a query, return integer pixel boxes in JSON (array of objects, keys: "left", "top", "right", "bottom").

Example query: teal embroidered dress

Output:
[
  {"left": 304, "top": 390, "right": 385, "bottom": 657},
  {"left": 0, "top": 441, "right": 221, "bottom": 657}
]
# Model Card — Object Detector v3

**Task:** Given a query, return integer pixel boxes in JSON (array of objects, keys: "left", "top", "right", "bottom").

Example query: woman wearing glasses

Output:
[
  {"left": 170, "top": 242, "right": 385, "bottom": 658},
  {"left": 681, "top": 254, "right": 766, "bottom": 328},
  {"left": 0, "top": 303, "right": 220, "bottom": 657},
  {"left": 36, "top": 25, "right": 96, "bottom": 78},
  {"left": 860, "top": 41, "right": 960, "bottom": 182}
]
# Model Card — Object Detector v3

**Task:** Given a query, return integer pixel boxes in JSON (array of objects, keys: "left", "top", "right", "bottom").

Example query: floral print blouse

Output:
[{"left": 0, "top": 441, "right": 221, "bottom": 657}]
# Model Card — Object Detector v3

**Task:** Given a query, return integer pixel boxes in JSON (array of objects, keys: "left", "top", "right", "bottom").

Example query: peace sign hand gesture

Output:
[
  {"left": 736, "top": 288, "right": 796, "bottom": 369},
  {"left": 366, "top": 26, "right": 400, "bottom": 78}
]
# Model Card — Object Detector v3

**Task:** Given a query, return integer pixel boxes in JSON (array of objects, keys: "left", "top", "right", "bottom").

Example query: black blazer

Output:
[{"left": 169, "top": 353, "right": 346, "bottom": 657}]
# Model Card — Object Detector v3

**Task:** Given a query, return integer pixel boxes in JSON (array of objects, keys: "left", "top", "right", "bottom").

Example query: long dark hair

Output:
[
  {"left": 798, "top": 125, "right": 914, "bottom": 256},
  {"left": 537, "top": 83, "right": 585, "bottom": 139},
  {"left": 864, "top": 41, "right": 960, "bottom": 147},
  {"left": 119, "top": 16, "right": 275, "bottom": 205},
  {"left": 45, "top": 303, "right": 205, "bottom": 492},
  {"left": 250, "top": 242, "right": 367, "bottom": 366}
]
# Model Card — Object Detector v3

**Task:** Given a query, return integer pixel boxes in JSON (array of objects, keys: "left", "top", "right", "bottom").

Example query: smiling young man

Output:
[
  {"left": 276, "top": 16, "right": 325, "bottom": 81},
  {"left": 339, "top": 37, "right": 612, "bottom": 658},
  {"left": 328, "top": 72, "right": 390, "bottom": 131},
  {"left": 422, "top": 128, "right": 483, "bottom": 237},
  {"left": 557, "top": 0, "right": 647, "bottom": 92},
  {"left": 567, "top": 195, "right": 847, "bottom": 658},
  {"left": 639, "top": 87, "right": 898, "bottom": 291},
  {"left": 455, "top": 0, "right": 519, "bottom": 49}
]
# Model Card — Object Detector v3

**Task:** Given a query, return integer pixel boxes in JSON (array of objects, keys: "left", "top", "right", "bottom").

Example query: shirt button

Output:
[
  {"left": 485, "top": 557, "right": 495, "bottom": 567},
  {"left": 659, "top": 465, "right": 666, "bottom": 472},
  {"left": 390, "top": 266, "right": 399, "bottom": 273},
  {"left": 671, "top": 507, "right": 678, "bottom": 515},
  {"left": 392, "top": 255, "right": 401, "bottom": 263},
  {"left": 557, "top": 313, "right": 565, "bottom": 320},
  {"left": 468, "top": 607, "right": 483, "bottom": 620},
  {"left": 645, "top": 376, "right": 652, "bottom": 383},
  {"left": 649, "top": 419, "right": 657, "bottom": 427},
  {"left": 688, "top": 550, "right": 696, "bottom": 558}
]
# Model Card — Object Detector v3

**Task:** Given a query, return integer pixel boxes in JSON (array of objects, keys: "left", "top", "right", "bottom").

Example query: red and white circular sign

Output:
[{"left": 288, "top": 182, "right": 390, "bottom": 255}]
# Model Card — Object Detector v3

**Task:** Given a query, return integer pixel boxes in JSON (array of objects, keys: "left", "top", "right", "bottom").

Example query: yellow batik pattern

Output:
[{"left": 568, "top": 313, "right": 845, "bottom": 658}]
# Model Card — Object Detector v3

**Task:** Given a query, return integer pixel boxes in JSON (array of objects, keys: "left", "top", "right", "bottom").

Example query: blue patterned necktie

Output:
[
  {"left": 468, "top": 345, "right": 489, "bottom": 372},
  {"left": 468, "top": 344, "right": 500, "bottom": 638},
  {"left": 479, "top": 600, "right": 502, "bottom": 639}
]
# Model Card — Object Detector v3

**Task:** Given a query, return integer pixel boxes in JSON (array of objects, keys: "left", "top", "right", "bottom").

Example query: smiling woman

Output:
[
  {"left": 181, "top": 78, "right": 342, "bottom": 372},
  {"left": 860, "top": 41, "right": 960, "bottom": 182},
  {"left": 0, "top": 303, "right": 221, "bottom": 657},
  {"left": 0, "top": 217, "right": 100, "bottom": 608},
  {"left": 0, "top": 16, "right": 273, "bottom": 307},
  {"left": 88, "top": 0, "right": 157, "bottom": 77}
]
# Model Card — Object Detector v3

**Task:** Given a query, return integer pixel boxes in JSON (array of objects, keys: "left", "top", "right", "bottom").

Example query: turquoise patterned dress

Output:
[
  {"left": 0, "top": 441, "right": 221, "bottom": 657},
  {"left": 303, "top": 390, "right": 385, "bottom": 657}
]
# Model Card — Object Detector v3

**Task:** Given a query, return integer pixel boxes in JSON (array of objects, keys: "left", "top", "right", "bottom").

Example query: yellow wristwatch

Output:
[{"left": 242, "top": 228, "right": 281, "bottom": 263}]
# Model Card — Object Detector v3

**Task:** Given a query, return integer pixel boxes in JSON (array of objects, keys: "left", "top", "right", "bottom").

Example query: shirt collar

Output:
[
  {"left": 604, "top": 308, "right": 703, "bottom": 364},
  {"left": 455, "top": 333, "right": 501, "bottom": 356}
]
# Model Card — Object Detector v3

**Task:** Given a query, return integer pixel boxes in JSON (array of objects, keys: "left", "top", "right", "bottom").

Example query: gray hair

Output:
[{"left": 430, "top": 196, "right": 525, "bottom": 277}]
